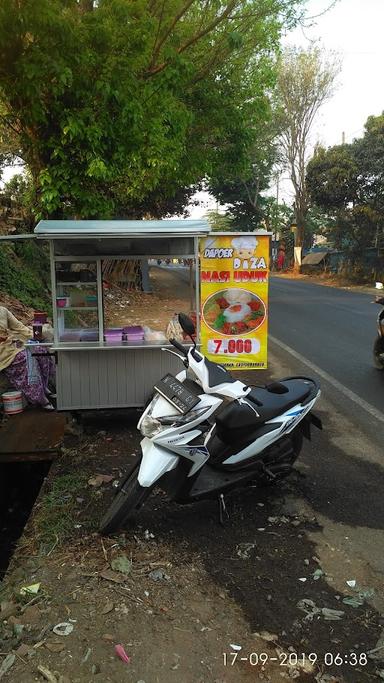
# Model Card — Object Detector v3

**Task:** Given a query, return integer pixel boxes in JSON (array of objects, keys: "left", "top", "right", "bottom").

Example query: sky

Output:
[
  {"left": 287, "top": 0, "right": 384, "bottom": 147},
  {"left": 189, "top": 0, "right": 384, "bottom": 215}
]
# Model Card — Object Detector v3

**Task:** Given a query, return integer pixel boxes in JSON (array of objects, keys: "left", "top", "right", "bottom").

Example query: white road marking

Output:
[{"left": 269, "top": 335, "right": 384, "bottom": 425}]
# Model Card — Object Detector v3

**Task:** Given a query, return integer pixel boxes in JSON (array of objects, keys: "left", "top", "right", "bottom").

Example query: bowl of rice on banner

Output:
[{"left": 203, "top": 288, "right": 266, "bottom": 336}]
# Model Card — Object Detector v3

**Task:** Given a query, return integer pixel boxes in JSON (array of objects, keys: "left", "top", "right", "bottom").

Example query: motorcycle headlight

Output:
[
  {"left": 158, "top": 407, "right": 207, "bottom": 427},
  {"left": 140, "top": 415, "right": 163, "bottom": 438}
]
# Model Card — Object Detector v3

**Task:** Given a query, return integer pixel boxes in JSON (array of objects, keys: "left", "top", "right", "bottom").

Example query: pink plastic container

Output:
[
  {"left": 56, "top": 297, "right": 69, "bottom": 308},
  {"left": 104, "top": 328, "right": 123, "bottom": 343},
  {"left": 123, "top": 326, "right": 144, "bottom": 341},
  {"left": 60, "top": 331, "right": 81, "bottom": 342},
  {"left": 80, "top": 329, "right": 99, "bottom": 342}
]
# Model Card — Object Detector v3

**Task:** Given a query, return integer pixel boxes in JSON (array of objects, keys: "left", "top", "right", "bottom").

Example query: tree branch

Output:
[
  {"left": 145, "top": 0, "right": 237, "bottom": 76},
  {"left": 149, "top": 0, "right": 196, "bottom": 70}
]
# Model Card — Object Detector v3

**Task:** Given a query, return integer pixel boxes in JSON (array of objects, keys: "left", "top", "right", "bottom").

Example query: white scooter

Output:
[
  {"left": 373, "top": 291, "right": 384, "bottom": 370},
  {"left": 100, "top": 314, "right": 322, "bottom": 535}
]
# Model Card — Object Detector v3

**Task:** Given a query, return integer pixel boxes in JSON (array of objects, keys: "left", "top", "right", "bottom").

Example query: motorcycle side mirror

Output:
[{"left": 178, "top": 313, "right": 196, "bottom": 337}]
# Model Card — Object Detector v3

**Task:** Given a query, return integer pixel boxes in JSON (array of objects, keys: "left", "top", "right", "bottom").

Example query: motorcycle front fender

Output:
[{"left": 138, "top": 437, "right": 179, "bottom": 488}]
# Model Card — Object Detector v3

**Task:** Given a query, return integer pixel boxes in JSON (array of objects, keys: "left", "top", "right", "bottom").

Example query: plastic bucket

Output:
[
  {"left": 2, "top": 390, "right": 24, "bottom": 415},
  {"left": 56, "top": 297, "right": 68, "bottom": 308}
]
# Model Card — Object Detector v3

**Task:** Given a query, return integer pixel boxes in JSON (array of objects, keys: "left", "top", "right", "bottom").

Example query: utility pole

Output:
[
  {"left": 342, "top": 131, "right": 346, "bottom": 145},
  {"left": 275, "top": 174, "right": 279, "bottom": 240}
]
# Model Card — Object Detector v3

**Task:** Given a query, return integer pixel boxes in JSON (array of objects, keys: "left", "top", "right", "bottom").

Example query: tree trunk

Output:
[
  {"left": 293, "top": 208, "right": 306, "bottom": 273},
  {"left": 79, "top": 0, "right": 94, "bottom": 11}
]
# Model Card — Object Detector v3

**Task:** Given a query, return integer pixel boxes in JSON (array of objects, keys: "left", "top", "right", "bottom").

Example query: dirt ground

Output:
[
  {"left": 0, "top": 409, "right": 313, "bottom": 683},
  {"left": 104, "top": 266, "right": 195, "bottom": 333},
  {"left": 0, "top": 291, "right": 34, "bottom": 325},
  {"left": 0, "top": 362, "right": 383, "bottom": 682},
  {"left": 272, "top": 271, "right": 380, "bottom": 296}
]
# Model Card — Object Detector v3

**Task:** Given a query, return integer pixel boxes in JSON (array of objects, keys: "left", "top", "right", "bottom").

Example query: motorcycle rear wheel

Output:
[
  {"left": 373, "top": 336, "right": 384, "bottom": 370},
  {"left": 257, "top": 429, "right": 303, "bottom": 486},
  {"left": 99, "top": 461, "right": 153, "bottom": 535}
]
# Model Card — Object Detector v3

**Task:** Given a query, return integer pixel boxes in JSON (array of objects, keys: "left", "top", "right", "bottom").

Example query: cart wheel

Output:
[
  {"left": 99, "top": 462, "right": 153, "bottom": 535},
  {"left": 373, "top": 336, "right": 384, "bottom": 370}
]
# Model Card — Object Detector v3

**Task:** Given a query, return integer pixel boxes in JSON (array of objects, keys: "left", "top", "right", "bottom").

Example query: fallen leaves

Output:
[
  {"left": 0, "top": 654, "right": 15, "bottom": 680},
  {"left": 88, "top": 474, "right": 113, "bottom": 487},
  {"left": 45, "top": 641, "right": 65, "bottom": 653},
  {"left": 99, "top": 569, "right": 125, "bottom": 584},
  {"left": 110, "top": 555, "right": 132, "bottom": 576},
  {"left": 101, "top": 601, "right": 114, "bottom": 615},
  {"left": 0, "top": 602, "right": 18, "bottom": 621}
]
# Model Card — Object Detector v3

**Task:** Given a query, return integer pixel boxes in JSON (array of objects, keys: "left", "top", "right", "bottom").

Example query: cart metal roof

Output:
[{"left": 34, "top": 219, "right": 210, "bottom": 239}]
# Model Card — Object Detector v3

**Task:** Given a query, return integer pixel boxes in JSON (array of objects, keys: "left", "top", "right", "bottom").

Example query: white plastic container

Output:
[{"left": 2, "top": 390, "right": 24, "bottom": 415}]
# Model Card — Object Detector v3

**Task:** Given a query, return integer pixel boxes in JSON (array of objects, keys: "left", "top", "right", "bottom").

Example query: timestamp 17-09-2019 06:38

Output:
[{"left": 222, "top": 651, "right": 369, "bottom": 668}]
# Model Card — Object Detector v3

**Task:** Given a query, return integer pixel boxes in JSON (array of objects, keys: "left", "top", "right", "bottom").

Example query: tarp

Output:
[{"left": 301, "top": 251, "right": 329, "bottom": 265}]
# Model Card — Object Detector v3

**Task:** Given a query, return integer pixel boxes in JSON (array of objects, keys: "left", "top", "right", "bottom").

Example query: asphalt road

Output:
[{"left": 268, "top": 276, "right": 384, "bottom": 444}]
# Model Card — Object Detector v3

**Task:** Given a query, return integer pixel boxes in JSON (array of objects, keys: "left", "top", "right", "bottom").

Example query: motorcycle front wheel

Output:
[
  {"left": 99, "top": 460, "right": 153, "bottom": 535},
  {"left": 373, "top": 336, "right": 384, "bottom": 370}
]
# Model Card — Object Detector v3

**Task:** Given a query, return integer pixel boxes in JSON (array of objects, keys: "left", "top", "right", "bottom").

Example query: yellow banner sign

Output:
[{"left": 200, "top": 233, "right": 269, "bottom": 370}]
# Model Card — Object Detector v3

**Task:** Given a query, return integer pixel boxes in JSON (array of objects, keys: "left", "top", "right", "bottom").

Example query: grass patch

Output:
[{"left": 34, "top": 472, "right": 88, "bottom": 551}]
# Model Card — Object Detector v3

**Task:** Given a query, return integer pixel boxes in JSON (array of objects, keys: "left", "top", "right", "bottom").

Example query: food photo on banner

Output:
[{"left": 200, "top": 232, "right": 270, "bottom": 370}]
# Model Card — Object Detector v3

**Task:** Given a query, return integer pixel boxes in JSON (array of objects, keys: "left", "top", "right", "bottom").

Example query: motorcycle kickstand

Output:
[{"left": 218, "top": 493, "right": 230, "bottom": 525}]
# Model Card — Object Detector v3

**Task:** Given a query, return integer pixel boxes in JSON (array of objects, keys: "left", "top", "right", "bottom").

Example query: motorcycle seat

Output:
[
  {"left": 247, "top": 379, "right": 313, "bottom": 421},
  {"left": 215, "top": 379, "right": 316, "bottom": 444}
]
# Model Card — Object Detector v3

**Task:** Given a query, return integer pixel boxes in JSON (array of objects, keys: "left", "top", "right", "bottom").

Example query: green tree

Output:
[
  {"left": 306, "top": 144, "right": 359, "bottom": 210},
  {"left": 262, "top": 195, "right": 291, "bottom": 235},
  {"left": 208, "top": 101, "right": 280, "bottom": 231},
  {"left": 205, "top": 208, "right": 233, "bottom": 232},
  {"left": 0, "top": 0, "right": 303, "bottom": 219},
  {"left": 306, "top": 114, "right": 384, "bottom": 257},
  {"left": 0, "top": 172, "right": 35, "bottom": 231},
  {"left": 275, "top": 46, "right": 340, "bottom": 266},
  {"left": 353, "top": 113, "right": 384, "bottom": 217}
]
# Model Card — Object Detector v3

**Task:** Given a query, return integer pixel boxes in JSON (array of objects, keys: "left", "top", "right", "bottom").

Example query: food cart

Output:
[{"left": 34, "top": 220, "right": 209, "bottom": 411}]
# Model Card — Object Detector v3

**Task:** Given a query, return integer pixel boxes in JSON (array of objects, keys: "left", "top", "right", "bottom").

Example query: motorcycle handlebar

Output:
[{"left": 169, "top": 338, "right": 188, "bottom": 357}]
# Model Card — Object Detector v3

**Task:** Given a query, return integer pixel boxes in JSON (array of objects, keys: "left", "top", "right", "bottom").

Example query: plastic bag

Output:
[
  {"left": 165, "top": 315, "right": 183, "bottom": 342},
  {"left": 42, "top": 323, "right": 54, "bottom": 341},
  {"left": 143, "top": 326, "right": 167, "bottom": 342}
]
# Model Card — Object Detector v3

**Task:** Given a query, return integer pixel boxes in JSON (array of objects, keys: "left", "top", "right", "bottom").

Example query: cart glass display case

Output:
[
  {"left": 34, "top": 219, "right": 210, "bottom": 410},
  {"left": 54, "top": 261, "right": 100, "bottom": 343}
]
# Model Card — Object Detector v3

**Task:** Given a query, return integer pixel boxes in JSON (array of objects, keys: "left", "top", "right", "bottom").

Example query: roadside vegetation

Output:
[
  {"left": 307, "top": 113, "right": 384, "bottom": 271},
  {"left": 0, "top": 240, "right": 50, "bottom": 310}
]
